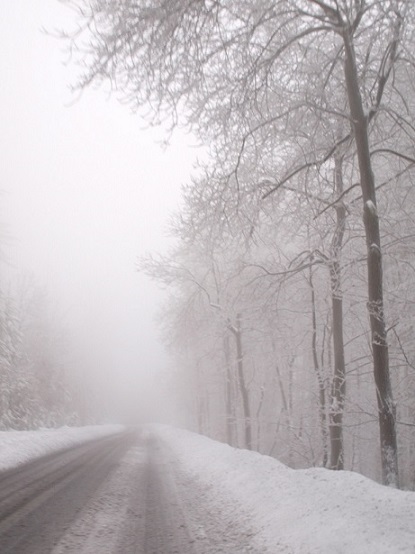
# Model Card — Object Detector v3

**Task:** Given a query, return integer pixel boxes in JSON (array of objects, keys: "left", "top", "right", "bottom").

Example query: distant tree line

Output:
[{"left": 0, "top": 278, "right": 82, "bottom": 430}]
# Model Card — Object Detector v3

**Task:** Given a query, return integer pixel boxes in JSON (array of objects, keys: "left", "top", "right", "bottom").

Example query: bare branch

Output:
[{"left": 370, "top": 148, "right": 415, "bottom": 165}]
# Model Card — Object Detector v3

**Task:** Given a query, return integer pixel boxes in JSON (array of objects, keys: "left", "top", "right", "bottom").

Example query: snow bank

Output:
[
  {"left": 0, "top": 425, "right": 124, "bottom": 471},
  {"left": 153, "top": 425, "right": 415, "bottom": 554}
]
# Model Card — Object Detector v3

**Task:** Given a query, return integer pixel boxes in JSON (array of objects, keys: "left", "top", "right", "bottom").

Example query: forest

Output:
[
  {"left": 0, "top": 280, "right": 82, "bottom": 430},
  {"left": 62, "top": 0, "right": 415, "bottom": 489},
  {"left": 2, "top": 0, "right": 415, "bottom": 491}
]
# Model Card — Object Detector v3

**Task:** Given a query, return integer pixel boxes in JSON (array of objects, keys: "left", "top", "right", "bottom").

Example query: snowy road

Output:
[
  {"left": 1, "top": 425, "right": 414, "bottom": 553},
  {"left": 0, "top": 431, "right": 135, "bottom": 553},
  {"left": 0, "top": 430, "right": 266, "bottom": 554}
]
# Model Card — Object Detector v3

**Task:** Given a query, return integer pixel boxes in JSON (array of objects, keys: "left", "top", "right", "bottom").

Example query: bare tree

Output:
[{"left": 64, "top": 0, "right": 415, "bottom": 485}]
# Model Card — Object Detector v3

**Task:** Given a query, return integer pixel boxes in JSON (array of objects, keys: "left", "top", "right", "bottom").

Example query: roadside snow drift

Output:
[
  {"left": 0, "top": 425, "right": 124, "bottom": 471},
  {"left": 153, "top": 425, "right": 415, "bottom": 554}
]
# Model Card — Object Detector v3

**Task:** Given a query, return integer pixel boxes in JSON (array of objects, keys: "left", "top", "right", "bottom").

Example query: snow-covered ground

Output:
[
  {"left": 153, "top": 425, "right": 415, "bottom": 554},
  {"left": 1, "top": 424, "right": 414, "bottom": 553},
  {"left": 0, "top": 424, "right": 124, "bottom": 471}
]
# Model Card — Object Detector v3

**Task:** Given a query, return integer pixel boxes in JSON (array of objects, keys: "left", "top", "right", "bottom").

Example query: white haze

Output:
[{"left": 0, "top": 1, "right": 198, "bottom": 424}]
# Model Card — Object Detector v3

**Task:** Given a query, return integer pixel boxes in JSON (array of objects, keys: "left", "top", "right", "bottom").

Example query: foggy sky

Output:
[{"left": 1, "top": 1, "right": 198, "bottom": 422}]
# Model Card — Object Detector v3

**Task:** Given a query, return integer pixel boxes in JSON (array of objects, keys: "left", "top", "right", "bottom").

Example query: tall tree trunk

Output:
[
  {"left": 230, "top": 314, "right": 252, "bottom": 450},
  {"left": 329, "top": 155, "right": 347, "bottom": 470},
  {"left": 309, "top": 266, "right": 329, "bottom": 467},
  {"left": 343, "top": 31, "right": 398, "bottom": 487},
  {"left": 255, "top": 385, "right": 265, "bottom": 451},
  {"left": 223, "top": 335, "right": 235, "bottom": 446}
]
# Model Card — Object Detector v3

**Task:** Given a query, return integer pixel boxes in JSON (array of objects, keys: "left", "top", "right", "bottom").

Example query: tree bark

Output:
[
  {"left": 255, "top": 386, "right": 265, "bottom": 451},
  {"left": 309, "top": 266, "right": 329, "bottom": 467},
  {"left": 343, "top": 30, "right": 398, "bottom": 487},
  {"left": 223, "top": 335, "right": 235, "bottom": 446},
  {"left": 230, "top": 314, "right": 252, "bottom": 450},
  {"left": 328, "top": 155, "right": 347, "bottom": 470}
]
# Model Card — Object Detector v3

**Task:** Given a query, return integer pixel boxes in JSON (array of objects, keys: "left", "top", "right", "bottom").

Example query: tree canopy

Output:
[{"left": 64, "top": 0, "right": 415, "bottom": 487}]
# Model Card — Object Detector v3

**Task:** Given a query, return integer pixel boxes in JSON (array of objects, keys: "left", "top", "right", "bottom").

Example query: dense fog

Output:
[{"left": 0, "top": 1, "right": 196, "bottom": 426}]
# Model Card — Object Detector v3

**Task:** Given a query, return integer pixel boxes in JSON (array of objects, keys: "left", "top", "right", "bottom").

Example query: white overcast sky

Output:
[{"left": 1, "top": 1, "right": 199, "bottom": 421}]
